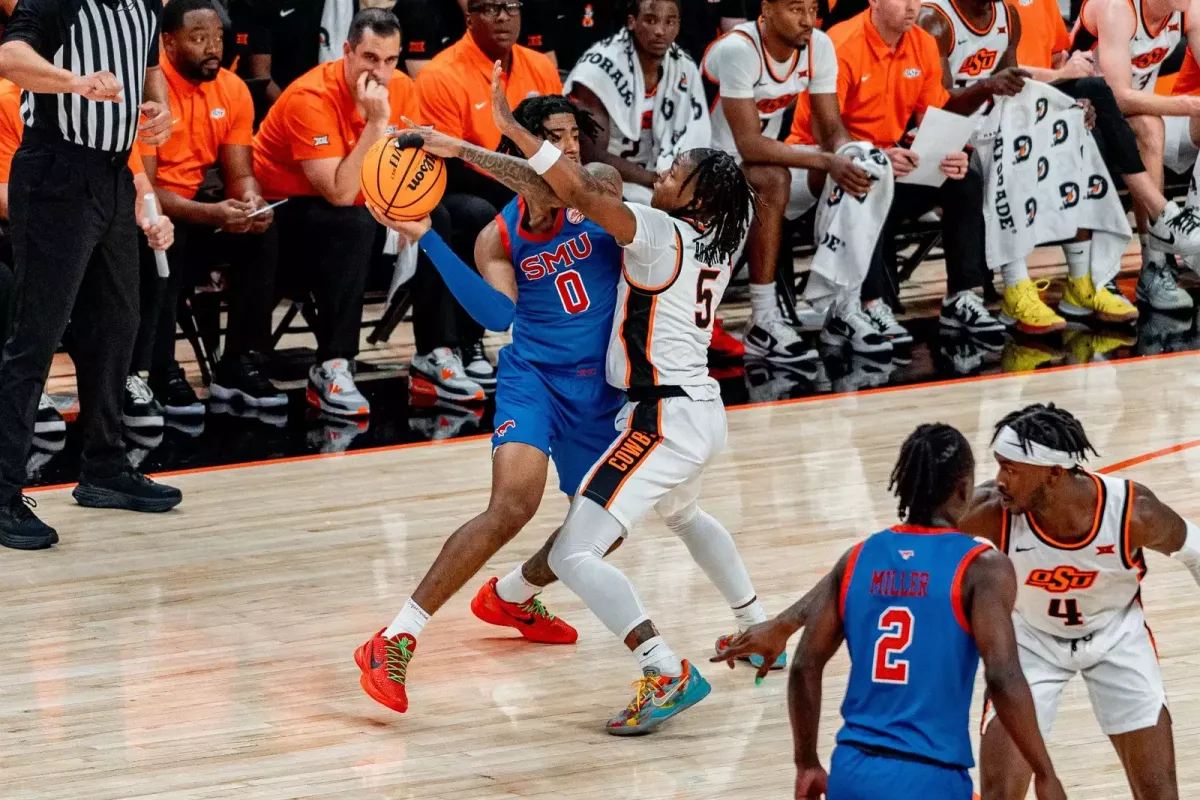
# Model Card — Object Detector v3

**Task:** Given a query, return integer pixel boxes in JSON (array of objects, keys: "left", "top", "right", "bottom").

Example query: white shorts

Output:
[
  {"left": 1163, "top": 116, "right": 1199, "bottom": 175},
  {"left": 982, "top": 603, "right": 1166, "bottom": 738},
  {"left": 578, "top": 395, "right": 726, "bottom": 531}
]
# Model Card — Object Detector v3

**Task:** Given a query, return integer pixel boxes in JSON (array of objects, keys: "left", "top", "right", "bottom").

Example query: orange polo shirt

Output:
[
  {"left": 1173, "top": 48, "right": 1200, "bottom": 95},
  {"left": 1013, "top": 0, "right": 1070, "bottom": 69},
  {"left": 788, "top": 11, "right": 949, "bottom": 148},
  {"left": 143, "top": 57, "right": 254, "bottom": 199},
  {"left": 252, "top": 59, "right": 419, "bottom": 202},
  {"left": 416, "top": 32, "right": 562, "bottom": 151},
  {"left": 0, "top": 78, "right": 143, "bottom": 182}
]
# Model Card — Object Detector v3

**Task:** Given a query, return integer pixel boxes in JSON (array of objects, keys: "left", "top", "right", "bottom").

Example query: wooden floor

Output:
[{"left": 9, "top": 352, "right": 1200, "bottom": 799}]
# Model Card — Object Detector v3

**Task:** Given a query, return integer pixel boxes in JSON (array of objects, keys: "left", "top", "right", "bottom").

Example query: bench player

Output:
[
  {"left": 963, "top": 403, "right": 1198, "bottom": 800},
  {"left": 783, "top": 423, "right": 1066, "bottom": 799},
  {"left": 487, "top": 62, "right": 780, "bottom": 734}
]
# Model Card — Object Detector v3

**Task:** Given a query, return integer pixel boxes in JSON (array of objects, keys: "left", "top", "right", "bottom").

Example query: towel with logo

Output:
[
  {"left": 803, "top": 142, "right": 894, "bottom": 315},
  {"left": 564, "top": 28, "right": 710, "bottom": 177},
  {"left": 971, "top": 81, "right": 1130, "bottom": 286}
]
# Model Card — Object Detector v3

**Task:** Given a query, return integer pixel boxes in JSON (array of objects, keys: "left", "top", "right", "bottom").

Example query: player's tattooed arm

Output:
[{"left": 458, "top": 143, "right": 563, "bottom": 207}]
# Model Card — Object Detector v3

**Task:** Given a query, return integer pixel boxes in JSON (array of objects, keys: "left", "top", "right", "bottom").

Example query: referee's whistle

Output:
[{"left": 143, "top": 193, "right": 170, "bottom": 278}]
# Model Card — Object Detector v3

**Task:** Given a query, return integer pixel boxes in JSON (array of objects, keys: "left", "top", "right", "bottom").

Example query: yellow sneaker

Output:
[
  {"left": 1000, "top": 279, "right": 1068, "bottom": 334},
  {"left": 1063, "top": 330, "right": 1138, "bottom": 363},
  {"left": 1001, "top": 340, "right": 1063, "bottom": 372},
  {"left": 1059, "top": 275, "right": 1139, "bottom": 324}
]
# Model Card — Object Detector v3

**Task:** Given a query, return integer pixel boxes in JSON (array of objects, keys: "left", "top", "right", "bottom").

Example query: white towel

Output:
[
  {"left": 804, "top": 142, "right": 894, "bottom": 315},
  {"left": 564, "top": 28, "right": 711, "bottom": 174},
  {"left": 319, "top": 0, "right": 354, "bottom": 64},
  {"left": 972, "top": 81, "right": 1130, "bottom": 286}
]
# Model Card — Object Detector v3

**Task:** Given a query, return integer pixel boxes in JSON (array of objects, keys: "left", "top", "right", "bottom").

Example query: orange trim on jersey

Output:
[
  {"left": 951, "top": 543, "right": 992, "bottom": 634},
  {"left": 891, "top": 524, "right": 957, "bottom": 534},
  {"left": 757, "top": 18, "right": 801, "bottom": 83},
  {"left": 922, "top": 4, "right": 959, "bottom": 56},
  {"left": 495, "top": 213, "right": 513, "bottom": 261},
  {"left": 839, "top": 541, "right": 866, "bottom": 620},
  {"left": 1141, "top": 0, "right": 1174, "bottom": 39},
  {"left": 620, "top": 287, "right": 633, "bottom": 387},
  {"left": 999, "top": 508, "right": 1011, "bottom": 554},
  {"left": 1119, "top": 480, "right": 1149, "bottom": 580},
  {"left": 1026, "top": 472, "right": 1106, "bottom": 550},
  {"left": 1077, "top": 0, "right": 1099, "bottom": 36},
  {"left": 703, "top": 29, "right": 763, "bottom": 87},
  {"left": 949, "top": 0, "right": 997, "bottom": 36},
  {"left": 646, "top": 294, "right": 659, "bottom": 385},
  {"left": 622, "top": 228, "right": 684, "bottom": 293},
  {"left": 515, "top": 196, "right": 565, "bottom": 244}
]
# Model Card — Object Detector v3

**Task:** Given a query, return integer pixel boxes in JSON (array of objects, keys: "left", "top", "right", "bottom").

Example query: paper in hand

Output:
[{"left": 897, "top": 107, "right": 979, "bottom": 188}]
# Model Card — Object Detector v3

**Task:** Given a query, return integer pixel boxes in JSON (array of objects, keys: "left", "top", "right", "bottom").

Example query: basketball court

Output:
[{"left": 7, "top": 347, "right": 1200, "bottom": 799}]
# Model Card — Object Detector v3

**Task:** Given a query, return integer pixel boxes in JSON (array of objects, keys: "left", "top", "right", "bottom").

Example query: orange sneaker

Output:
[
  {"left": 354, "top": 629, "right": 416, "bottom": 713},
  {"left": 709, "top": 319, "right": 745, "bottom": 361},
  {"left": 470, "top": 577, "right": 579, "bottom": 644}
]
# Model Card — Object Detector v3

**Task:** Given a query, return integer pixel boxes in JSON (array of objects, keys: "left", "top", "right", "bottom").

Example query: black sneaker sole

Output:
[
  {"left": 163, "top": 402, "right": 206, "bottom": 416},
  {"left": 72, "top": 485, "right": 182, "bottom": 513},
  {"left": 0, "top": 527, "right": 58, "bottom": 549}
]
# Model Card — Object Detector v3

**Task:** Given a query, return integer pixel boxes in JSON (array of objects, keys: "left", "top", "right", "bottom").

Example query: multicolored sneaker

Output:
[
  {"left": 714, "top": 633, "right": 788, "bottom": 671},
  {"left": 605, "top": 660, "right": 711, "bottom": 736},
  {"left": 354, "top": 629, "right": 416, "bottom": 714},
  {"left": 469, "top": 577, "right": 578, "bottom": 644}
]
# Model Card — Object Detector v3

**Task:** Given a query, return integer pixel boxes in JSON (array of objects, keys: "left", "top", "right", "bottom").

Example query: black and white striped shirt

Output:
[{"left": 2, "top": 0, "right": 162, "bottom": 152}]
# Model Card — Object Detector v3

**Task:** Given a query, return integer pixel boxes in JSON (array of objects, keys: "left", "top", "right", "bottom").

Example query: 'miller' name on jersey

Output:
[{"left": 870, "top": 570, "right": 930, "bottom": 598}]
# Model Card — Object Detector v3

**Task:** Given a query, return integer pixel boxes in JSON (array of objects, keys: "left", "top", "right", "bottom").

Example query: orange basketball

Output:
[{"left": 360, "top": 136, "right": 447, "bottom": 222}]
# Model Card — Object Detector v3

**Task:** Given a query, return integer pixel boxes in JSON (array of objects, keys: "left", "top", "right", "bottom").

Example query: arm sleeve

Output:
[
  {"left": 703, "top": 35, "right": 759, "bottom": 99},
  {"left": 416, "top": 70, "right": 466, "bottom": 139},
  {"left": 419, "top": 229, "right": 516, "bottom": 331},
  {"left": 809, "top": 30, "right": 839, "bottom": 94},
  {"left": 2, "top": 0, "right": 60, "bottom": 52},
  {"left": 285, "top": 91, "right": 348, "bottom": 161},
  {"left": 622, "top": 202, "right": 682, "bottom": 287}
]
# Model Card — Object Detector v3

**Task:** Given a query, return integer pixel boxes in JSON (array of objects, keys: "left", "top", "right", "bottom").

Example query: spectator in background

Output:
[
  {"left": 414, "top": 0, "right": 560, "bottom": 392},
  {"left": 552, "top": 0, "right": 619, "bottom": 70},
  {"left": 133, "top": 0, "right": 286, "bottom": 424},
  {"left": 394, "top": 0, "right": 558, "bottom": 77},
  {"left": 222, "top": 0, "right": 273, "bottom": 81}
]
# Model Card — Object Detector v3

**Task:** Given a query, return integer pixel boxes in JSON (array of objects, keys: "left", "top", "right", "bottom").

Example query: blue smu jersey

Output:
[
  {"left": 497, "top": 197, "right": 622, "bottom": 369},
  {"left": 837, "top": 527, "right": 991, "bottom": 769}
]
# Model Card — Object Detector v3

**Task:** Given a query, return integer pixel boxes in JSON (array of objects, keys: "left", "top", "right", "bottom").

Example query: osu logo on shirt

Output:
[
  {"left": 756, "top": 92, "right": 798, "bottom": 115},
  {"left": 1132, "top": 47, "right": 1169, "bottom": 70},
  {"left": 1025, "top": 565, "right": 1099, "bottom": 593},
  {"left": 958, "top": 49, "right": 999, "bottom": 77}
]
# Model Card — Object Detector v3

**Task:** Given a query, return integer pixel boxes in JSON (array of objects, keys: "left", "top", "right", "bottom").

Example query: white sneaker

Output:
[
  {"left": 411, "top": 347, "right": 486, "bottom": 403},
  {"left": 743, "top": 316, "right": 819, "bottom": 363},
  {"left": 306, "top": 358, "right": 370, "bottom": 417},
  {"left": 863, "top": 300, "right": 915, "bottom": 345},
  {"left": 1147, "top": 202, "right": 1200, "bottom": 256},
  {"left": 940, "top": 291, "right": 1005, "bottom": 334},
  {"left": 820, "top": 307, "right": 893, "bottom": 354},
  {"left": 462, "top": 341, "right": 497, "bottom": 394},
  {"left": 1136, "top": 263, "right": 1194, "bottom": 311}
]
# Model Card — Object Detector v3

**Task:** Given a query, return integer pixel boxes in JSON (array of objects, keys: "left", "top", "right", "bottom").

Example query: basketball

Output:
[{"left": 360, "top": 134, "right": 446, "bottom": 222}]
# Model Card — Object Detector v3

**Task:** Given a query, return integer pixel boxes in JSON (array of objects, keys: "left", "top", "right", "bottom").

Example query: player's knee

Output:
[
  {"left": 744, "top": 165, "right": 790, "bottom": 207},
  {"left": 661, "top": 502, "right": 699, "bottom": 535},
  {"left": 486, "top": 493, "right": 540, "bottom": 537},
  {"left": 547, "top": 531, "right": 595, "bottom": 582}
]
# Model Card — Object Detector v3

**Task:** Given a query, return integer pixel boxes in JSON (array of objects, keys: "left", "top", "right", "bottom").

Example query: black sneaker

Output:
[
  {"left": 940, "top": 291, "right": 1005, "bottom": 334},
  {"left": 210, "top": 355, "right": 288, "bottom": 408},
  {"left": 150, "top": 363, "right": 204, "bottom": 416},
  {"left": 0, "top": 494, "right": 58, "bottom": 550},
  {"left": 124, "top": 375, "right": 165, "bottom": 428},
  {"left": 73, "top": 469, "right": 182, "bottom": 513},
  {"left": 36, "top": 393, "right": 66, "bottom": 434},
  {"left": 462, "top": 341, "right": 497, "bottom": 393},
  {"left": 743, "top": 317, "right": 820, "bottom": 363}
]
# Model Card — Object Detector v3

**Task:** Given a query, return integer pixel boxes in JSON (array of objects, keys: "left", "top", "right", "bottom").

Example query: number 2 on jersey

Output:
[
  {"left": 872, "top": 606, "right": 914, "bottom": 684},
  {"left": 695, "top": 268, "right": 721, "bottom": 328},
  {"left": 555, "top": 270, "right": 591, "bottom": 314}
]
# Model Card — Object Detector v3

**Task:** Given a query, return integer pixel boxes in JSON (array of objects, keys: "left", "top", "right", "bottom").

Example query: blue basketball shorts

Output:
[
  {"left": 827, "top": 744, "right": 974, "bottom": 800},
  {"left": 491, "top": 349, "right": 624, "bottom": 496}
]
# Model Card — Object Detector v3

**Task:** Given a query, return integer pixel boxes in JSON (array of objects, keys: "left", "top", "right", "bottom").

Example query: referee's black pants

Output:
[{"left": 0, "top": 132, "right": 139, "bottom": 502}]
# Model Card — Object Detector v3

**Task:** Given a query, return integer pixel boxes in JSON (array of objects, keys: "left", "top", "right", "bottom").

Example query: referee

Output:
[{"left": 0, "top": 0, "right": 180, "bottom": 551}]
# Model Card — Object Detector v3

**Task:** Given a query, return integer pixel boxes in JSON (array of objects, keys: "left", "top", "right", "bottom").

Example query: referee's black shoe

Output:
[
  {"left": 73, "top": 470, "right": 182, "bottom": 513},
  {"left": 0, "top": 495, "right": 58, "bottom": 550}
]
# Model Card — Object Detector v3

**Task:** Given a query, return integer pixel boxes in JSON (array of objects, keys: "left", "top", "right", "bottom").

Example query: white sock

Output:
[
  {"left": 733, "top": 599, "right": 768, "bottom": 631},
  {"left": 634, "top": 635, "right": 684, "bottom": 677},
  {"left": 383, "top": 598, "right": 430, "bottom": 639},
  {"left": 1064, "top": 241, "right": 1092, "bottom": 280},
  {"left": 495, "top": 566, "right": 542, "bottom": 604},
  {"left": 1001, "top": 258, "right": 1029, "bottom": 288},
  {"left": 1141, "top": 235, "right": 1167, "bottom": 268},
  {"left": 750, "top": 282, "right": 778, "bottom": 325},
  {"left": 664, "top": 504, "right": 760, "bottom": 619}
]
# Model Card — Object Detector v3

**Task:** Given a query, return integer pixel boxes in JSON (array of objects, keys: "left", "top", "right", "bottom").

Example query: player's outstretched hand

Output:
[
  {"left": 490, "top": 60, "right": 520, "bottom": 139},
  {"left": 794, "top": 765, "right": 828, "bottom": 799},
  {"left": 710, "top": 618, "right": 793, "bottom": 682},
  {"left": 366, "top": 202, "right": 432, "bottom": 245},
  {"left": 1034, "top": 772, "right": 1067, "bottom": 800}
]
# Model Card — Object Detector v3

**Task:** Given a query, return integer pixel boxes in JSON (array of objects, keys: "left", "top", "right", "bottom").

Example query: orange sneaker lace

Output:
[
  {"left": 624, "top": 674, "right": 664, "bottom": 716},
  {"left": 384, "top": 636, "right": 414, "bottom": 685},
  {"left": 518, "top": 595, "right": 556, "bottom": 621}
]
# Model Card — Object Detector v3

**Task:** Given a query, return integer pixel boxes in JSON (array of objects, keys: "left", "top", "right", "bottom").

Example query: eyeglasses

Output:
[{"left": 467, "top": 2, "right": 522, "bottom": 18}]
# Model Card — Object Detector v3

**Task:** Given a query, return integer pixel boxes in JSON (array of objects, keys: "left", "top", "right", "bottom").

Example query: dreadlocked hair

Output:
[
  {"left": 496, "top": 95, "right": 599, "bottom": 157},
  {"left": 990, "top": 403, "right": 1097, "bottom": 465},
  {"left": 888, "top": 423, "right": 974, "bottom": 524},
  {"left": 677, "top": 148, "right": 757, "bottom": 266}
]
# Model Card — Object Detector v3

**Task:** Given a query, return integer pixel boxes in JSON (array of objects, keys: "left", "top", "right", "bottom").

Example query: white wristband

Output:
[{"left": 529, "top": 140, "right": 562, "bottom": 175}]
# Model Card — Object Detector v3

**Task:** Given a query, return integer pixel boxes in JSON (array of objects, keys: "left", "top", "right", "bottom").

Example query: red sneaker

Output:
[
  {"left": 354, "top": 629, "right": 417, "bottom": 713},
  {"left": 470, "top": 577, "right": 579, "bottom": 644},
  {"left": 709, "top": 319, "right": 744, "bottom": 360}
]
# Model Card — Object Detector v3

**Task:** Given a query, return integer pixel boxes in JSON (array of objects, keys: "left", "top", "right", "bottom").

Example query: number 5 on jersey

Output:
[{"left": 872, "top": 606, "right": 914, "bottom": 684}]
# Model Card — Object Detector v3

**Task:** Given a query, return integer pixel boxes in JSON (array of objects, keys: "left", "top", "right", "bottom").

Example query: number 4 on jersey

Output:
[
  {"left": 872, "top": 606, "right": 914, "bottom": 684},
  {"left": 1048, "top": 598, "right": 1084, "bottom": 626}
]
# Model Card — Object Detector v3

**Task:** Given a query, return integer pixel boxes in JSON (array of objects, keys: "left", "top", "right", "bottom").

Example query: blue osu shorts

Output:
[
  {"left": 827, "top": 744, "right": 974, "bottom": 800},
  {"left": 491, "top": 348, "right": 625, "bottom": 496}
]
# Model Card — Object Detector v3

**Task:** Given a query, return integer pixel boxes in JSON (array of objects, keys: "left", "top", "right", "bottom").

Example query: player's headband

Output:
[{"left": 992, "top": 426, "right": 1079, "bottom": 469}]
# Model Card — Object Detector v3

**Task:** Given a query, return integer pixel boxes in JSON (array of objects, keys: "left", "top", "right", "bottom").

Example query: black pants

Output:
[
  {"left": 0, "top": 132, "right": 140, "bottom": 500},
  {"left": 132, "top": 219, "right": 276, "bottom": 375},
  {"left": 440, "top": 191, "right": 504, "bottom": 348},
  {"left": 1055, "top": 77, "right": 1146, "bottom": 178},
  {"left": 0, "top": 258, "right": 12, "bottom": 345},
  {"left": 409, "top": 203, "right": 469, "bottom": 354},
  {"left": 863, "top": 163, "right": 989, "bottom": 303}
]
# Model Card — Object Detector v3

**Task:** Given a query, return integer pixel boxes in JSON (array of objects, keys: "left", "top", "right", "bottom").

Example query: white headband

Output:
[{"left": 992, "top": 425, "right": 1079, "bottom": 469}]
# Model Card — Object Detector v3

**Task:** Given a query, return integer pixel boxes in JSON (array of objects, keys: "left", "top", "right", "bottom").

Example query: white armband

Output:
[
  {"left": 529, "top": 141, "right": 562, "bottom": 175},
  {"left": 1171, "top": 520, "right": 1200, "bottom": 585}
]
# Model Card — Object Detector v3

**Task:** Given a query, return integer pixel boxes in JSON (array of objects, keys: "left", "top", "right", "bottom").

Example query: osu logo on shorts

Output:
[{"left": 1025, "top": 565, "right": 1099, "bottom": 593}]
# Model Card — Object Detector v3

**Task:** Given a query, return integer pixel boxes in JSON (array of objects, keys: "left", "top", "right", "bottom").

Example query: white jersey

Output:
[
  {"left": 922, "top": 0, "right": 1011, "bottom": 86},
  {"left": 701, "top": 19, "right": 838, "bottom": 159},
  {"left": 1075, "top": 0, "right": 1182, "bottom": 92},
  {"left": 606, "top": 203, "right": 732, "bottom": 401},
  {"left": 1003, "top": 472, "right": 1147, "bottom": 637},
  {"left": 606, "top": 87, "right": 656, "bottom": 169}
]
